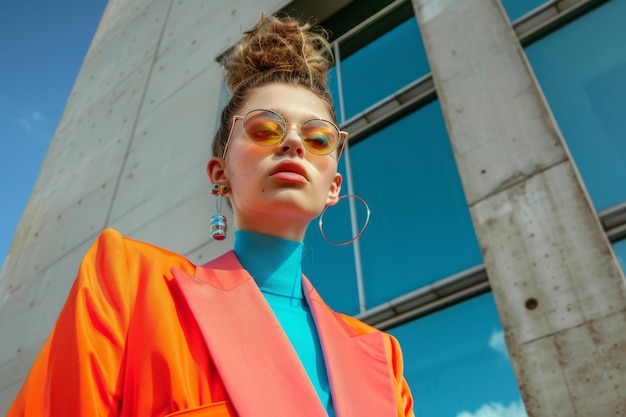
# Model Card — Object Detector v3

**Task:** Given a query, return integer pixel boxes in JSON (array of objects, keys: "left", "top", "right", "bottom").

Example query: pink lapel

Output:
[
  {"left": 302, "top": 277, "right": 398, "bottom": 417},
  {"left": 170, "top": 251, "right": 326, "bottom": 417},
  {"left": 170, "top": 251, "right": 397, "bottom": 417}
]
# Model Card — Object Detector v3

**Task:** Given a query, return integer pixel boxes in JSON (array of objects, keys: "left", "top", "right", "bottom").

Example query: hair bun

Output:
[{"left": 224, "top": 13, "right": 333, "bottom": 93}]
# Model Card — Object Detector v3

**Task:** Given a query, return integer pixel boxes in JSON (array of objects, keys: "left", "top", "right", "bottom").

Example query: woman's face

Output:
[{"left": 208, "top": 83, "right": 342, "bottom": 241}]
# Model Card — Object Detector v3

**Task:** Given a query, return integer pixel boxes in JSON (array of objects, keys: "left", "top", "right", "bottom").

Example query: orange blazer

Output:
[{"left": 8, "top": 229, "right": 414, "bottom": 417}]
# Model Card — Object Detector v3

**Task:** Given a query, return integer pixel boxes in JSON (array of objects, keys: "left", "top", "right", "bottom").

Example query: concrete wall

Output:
[{"left": 0, "top": 0, "right": 287, "bottom": 411}]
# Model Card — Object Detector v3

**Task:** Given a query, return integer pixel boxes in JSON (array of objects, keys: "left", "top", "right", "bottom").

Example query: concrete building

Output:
[{"left": 1, "top": 0, "right": 625, "bottom": 415}]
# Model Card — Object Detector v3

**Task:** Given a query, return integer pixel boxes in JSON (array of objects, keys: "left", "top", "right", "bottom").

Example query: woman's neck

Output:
[
  {"left": 233, "top": 230, "right": 304, "bottom": 299},
  {"left": 234, "top": 213, "right": 309, "bottom": 241}
]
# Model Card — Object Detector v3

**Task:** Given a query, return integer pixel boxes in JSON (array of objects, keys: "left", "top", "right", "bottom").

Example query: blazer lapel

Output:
[
  {"left": 303, "top": 277, "right": 398, "bottom": 417},
  {"left": 169, "top": 251, "right": 326, "bottom": 417}
]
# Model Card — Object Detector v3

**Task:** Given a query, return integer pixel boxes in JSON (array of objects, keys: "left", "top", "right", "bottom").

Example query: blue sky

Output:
[{"left": 0, "top": 0, "right": 107, "bottom": 266}]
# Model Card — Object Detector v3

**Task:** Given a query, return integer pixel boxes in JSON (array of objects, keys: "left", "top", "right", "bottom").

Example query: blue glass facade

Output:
[
  {"left": 303, "top": 161, "right": 361, "bottom": 315},
  {"left": 350, "top": 102, "right": 481, "bottom": 306},
  {"left": 389, "top": 293, "right": 523, "bottom": 416},
  {"left": 301, "top": 0, "right": 625, "bottom": 414},
  {"left": 526, "top": 0, "right": 626, "bottom": 210},
  {"left": 339, "top": 17, "right": 429, "bottom": 120}
]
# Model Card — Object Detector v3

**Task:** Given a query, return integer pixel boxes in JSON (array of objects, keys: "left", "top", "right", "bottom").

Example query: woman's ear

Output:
[
  {"left": 207, "top": 157, "right": 227, "bottom": 184},
  {"left": 325, "top": 173, "right": 342, "bottom": 206}
]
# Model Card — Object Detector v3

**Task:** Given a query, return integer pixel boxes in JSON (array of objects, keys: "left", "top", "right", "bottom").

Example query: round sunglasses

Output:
[{"left": 222, "top": 109, "right": 348, "bottom": 158}]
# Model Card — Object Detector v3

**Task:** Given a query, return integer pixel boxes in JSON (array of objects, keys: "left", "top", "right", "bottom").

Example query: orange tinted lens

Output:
[
  {"left": 243, "top": 111, "right": 285, "bottom": 146},
  {"left": 301, "top": 120, "right": 338, "bottom": 154}
]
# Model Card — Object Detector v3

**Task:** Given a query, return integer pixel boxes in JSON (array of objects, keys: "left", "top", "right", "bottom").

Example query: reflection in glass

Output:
[
  {"left": 525, "top": 0, "right": 626, "bottom": 210},
  {"left": 350, "top": 101, "right": 482, "bottom": 307},
  {"left": 389, "top": 293, "right": 527, "bottom": 417}
]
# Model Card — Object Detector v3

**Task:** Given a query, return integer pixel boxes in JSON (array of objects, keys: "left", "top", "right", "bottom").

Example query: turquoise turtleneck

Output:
[{"left": 233, "top": 230, "right": 335, "bottom": 416}]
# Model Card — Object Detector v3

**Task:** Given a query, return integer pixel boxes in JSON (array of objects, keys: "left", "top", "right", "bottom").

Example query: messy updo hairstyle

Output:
[{"left": 212, "top": 13, "right": 336, "bottom": 158}]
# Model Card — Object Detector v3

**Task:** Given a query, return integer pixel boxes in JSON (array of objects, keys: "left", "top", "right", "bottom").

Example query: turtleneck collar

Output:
[{"left": 233, "top": 230, "right": 304, "bottom": 299}]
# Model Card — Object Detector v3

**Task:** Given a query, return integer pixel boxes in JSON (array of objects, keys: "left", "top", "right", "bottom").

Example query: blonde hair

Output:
[{"left": 212, "top": 13, "right": 336, "bottom": 158}]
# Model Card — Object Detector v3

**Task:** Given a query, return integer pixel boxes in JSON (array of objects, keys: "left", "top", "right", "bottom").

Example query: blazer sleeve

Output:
[
  {"left": 7, "top": 229, "right": 135, "bottom": 416},
  {"left": 388, "top": 333, "right": 415, "bottom": 417}
]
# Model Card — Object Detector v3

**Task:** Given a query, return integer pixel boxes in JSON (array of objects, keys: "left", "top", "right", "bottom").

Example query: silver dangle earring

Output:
[
  {"left": 318, "top": 194, "right": 371, "bottom": 246},
  {"left": 210, "top": 183, "right": 229, "bottom": 241}
]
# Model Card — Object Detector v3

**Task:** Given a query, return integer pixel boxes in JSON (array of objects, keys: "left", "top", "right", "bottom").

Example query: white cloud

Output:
[
  {"left": 19, "top": 117, "right": 34, "bottom": 133},
  {"left": 18, "top": 110, "right": 49, "bottom": 136},
  {"left": 31, "top": 110, "right": 48, "bottom": 123},
  {"left": 457, "top": 400, "right": 527, "bottom": 417},
  {"left": 488, "top": 328, "right": 509, "bottom": 360}
]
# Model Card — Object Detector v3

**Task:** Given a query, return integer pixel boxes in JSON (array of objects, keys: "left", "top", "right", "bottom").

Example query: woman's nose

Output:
[{"left": 279, "top": 124, "right": 304, "bottom": 155}]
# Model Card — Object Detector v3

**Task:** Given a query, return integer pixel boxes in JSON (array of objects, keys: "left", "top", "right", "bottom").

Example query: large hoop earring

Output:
[{"left": 318, "top": 194, "right": 371, "bottom": 246}]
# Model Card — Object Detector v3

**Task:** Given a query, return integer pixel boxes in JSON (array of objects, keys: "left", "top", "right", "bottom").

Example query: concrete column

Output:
[{"left": 412, "top": 0, "right": 626, "bottom": 415}]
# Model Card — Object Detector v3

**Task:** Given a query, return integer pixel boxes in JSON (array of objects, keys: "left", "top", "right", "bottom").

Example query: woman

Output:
[{"left": 8, "top": 14, "right": 414, "bottom": 417}]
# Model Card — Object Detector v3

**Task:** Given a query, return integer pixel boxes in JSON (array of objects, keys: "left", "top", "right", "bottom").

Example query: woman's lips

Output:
[{"left": 270, "top": 161, "right": 308, "bottom": 183}]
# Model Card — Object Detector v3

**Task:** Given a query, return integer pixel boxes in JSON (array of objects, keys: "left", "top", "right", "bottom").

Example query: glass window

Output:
[
  {"left": 389, "top": 293, "right": 526, "bottom": 417},
  {"left": 501, "top": 0, "right": 548, "bottom": 22},
  {"left": 327, "top": 66, "right": 341, "bottom": 120},
  {"left": 303, "top": 161, "right": 361, "bottom": 315},
  {"left": 525, "top": 0, "right": 626, "bottom": 210},
  {"left": 339, "top": 16, "right": 429, "bottom": 120},
  {"left": 350, "top": 101, "right": 482, "bottom": 308}
]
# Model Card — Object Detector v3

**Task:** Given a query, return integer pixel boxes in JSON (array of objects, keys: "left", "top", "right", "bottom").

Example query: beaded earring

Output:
[{"left": 210, "top": 183, "right": 230, "bottom": 241}]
